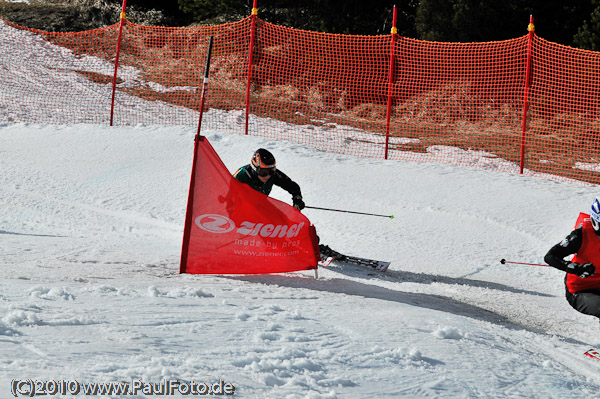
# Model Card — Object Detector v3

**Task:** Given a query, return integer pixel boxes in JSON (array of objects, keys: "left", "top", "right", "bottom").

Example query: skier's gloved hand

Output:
[
  {"left": 567, "top": 262, "right": 595, "bottom": 278},
  {"left": 293, "top": 195, "right": 305, "bottom": 210}
]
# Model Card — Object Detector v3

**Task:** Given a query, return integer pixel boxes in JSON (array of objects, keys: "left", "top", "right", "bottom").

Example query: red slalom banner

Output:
[{"left": 180, "top": 137, "right": 319, "bottom": 274}]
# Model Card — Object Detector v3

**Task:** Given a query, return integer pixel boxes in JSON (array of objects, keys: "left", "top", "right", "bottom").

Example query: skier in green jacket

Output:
[
  {"left": 233, "top": 148, "right": 305, "bottom": 210},
  {"left": 233, "top": 148, "right": 337, "bottom": 258}
]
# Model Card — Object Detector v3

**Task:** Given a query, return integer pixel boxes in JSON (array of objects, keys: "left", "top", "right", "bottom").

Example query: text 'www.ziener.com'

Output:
[{"left": 10, "top": 378, "right": 235, "bottom": 397}]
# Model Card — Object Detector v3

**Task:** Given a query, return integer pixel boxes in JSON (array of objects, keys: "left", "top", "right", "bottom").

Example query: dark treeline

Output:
[
  {"left": 1, "top": 0, "right": 599, "bottom": 50},
  {"left": 175, "top": 0, "right": 600, "bottom": 50}
]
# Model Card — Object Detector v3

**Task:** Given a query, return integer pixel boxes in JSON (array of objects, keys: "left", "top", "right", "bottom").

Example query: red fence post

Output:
[
  {"left": 519, "top": 15, "right": 535, "bottom": 174},
  {"left": 109, "top": 0, "right": 127, "bottom": 126},
  {"left": 244, "top": 0, "right": 258, "bottom": 135},
  {"left": 384, "top": 6, "right": 397, "bottom": 160}
]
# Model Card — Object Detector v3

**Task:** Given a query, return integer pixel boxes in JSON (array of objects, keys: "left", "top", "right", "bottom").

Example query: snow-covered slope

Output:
[{"left": 2, "top": 124, "right": 600, "bottom": 398}]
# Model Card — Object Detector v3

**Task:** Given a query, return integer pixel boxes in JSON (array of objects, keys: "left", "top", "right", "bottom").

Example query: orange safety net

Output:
[
  {"left": 526, "top": 36, "right": 600, "bottom": 183},
  {"left": 2, "top": 16, "right": 600, "bottom": 184}
]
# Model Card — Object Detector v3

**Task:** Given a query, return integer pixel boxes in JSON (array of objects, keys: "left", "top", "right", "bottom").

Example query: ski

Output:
[
  {"left": 340, "top": 255, "right": 390, "bottom": 272},
  {"left": 318, "top": 245, "right": 390, "bottom": 272},
  {"left": 585, "top": 348, "right": 600, "bottom": 362},
  {"left": 319, "top": 255, "right": 391, "bottom": 272}
]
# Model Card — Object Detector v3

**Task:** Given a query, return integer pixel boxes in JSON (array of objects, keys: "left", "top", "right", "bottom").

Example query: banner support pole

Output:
[
  {"left": 180, "top": 37, "right": 214, "bottom": 273},
  {"left": 196, "top": 37, "right": 215, "bottom": 137}
]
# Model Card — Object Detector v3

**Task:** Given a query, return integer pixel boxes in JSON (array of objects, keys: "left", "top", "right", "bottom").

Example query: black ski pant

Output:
[{"left": 566, "top": 286, "right": 600, "bottom": 319}]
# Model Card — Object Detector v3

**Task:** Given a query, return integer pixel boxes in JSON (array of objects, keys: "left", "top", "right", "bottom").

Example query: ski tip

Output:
[
  {"left": 318, "top": 256, "right": 334, "bottom": 267},
  {"left": 389, "top": 215, "right": 394, "bottom": 220},
  {"left": 584, "top": 348, "right": 600, "bottom": 361},
  {"left": 378, "top": 263, "right": 390, "bottom": 272}
]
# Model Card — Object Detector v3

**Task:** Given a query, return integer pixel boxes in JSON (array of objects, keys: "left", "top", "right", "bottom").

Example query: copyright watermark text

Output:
[{"left": 10, "top": 378, "right": 235, "bottom": 397}]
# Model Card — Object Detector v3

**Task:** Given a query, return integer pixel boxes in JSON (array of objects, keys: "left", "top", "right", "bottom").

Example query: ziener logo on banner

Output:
[{"left": 195, "top": 214, "right": 304, "bottom": 238}]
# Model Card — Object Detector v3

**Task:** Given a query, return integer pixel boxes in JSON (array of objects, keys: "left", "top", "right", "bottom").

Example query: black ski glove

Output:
[
  {"left": 293, "top": 195, "right": 305, "bottom": 210},
  {"left": 566, "top": 262, "right": 595, "bottom": 278}
]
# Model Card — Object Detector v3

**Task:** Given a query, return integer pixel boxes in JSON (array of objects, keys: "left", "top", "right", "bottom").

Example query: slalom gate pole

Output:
[
  {"left": 305, "top": 206, "right": 394, "bottom": 219},
  {"left": 180, "top": 36, "right": 215, "bottom": 273},
  {"left": 196, "top": 36, "right": 214, "bottom": 137},
  {"left": 499, "top": 259, "right": 548, "bottom": 267}
]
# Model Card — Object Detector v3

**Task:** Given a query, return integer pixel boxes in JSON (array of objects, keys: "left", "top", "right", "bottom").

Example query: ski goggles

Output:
[{"left": 257, "top": 166, "right": 276, "bottom": 177}]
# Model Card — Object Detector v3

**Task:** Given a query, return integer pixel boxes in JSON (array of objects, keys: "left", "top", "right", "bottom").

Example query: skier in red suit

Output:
[{"left": 545, "top": 198, "right": 600, "bottom": 317}]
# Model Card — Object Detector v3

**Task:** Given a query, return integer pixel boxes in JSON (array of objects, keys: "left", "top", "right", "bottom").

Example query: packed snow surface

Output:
[
  {"left": 3, "top": 17, "right": 600, "bottom": 399},
  {"left": 3, "top": 124, "right": 600, "bottom": 398}
]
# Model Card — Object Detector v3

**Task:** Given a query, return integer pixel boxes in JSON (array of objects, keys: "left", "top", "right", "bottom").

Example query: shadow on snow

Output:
[{"left": 226, "top": 271, "right": 586, "bottom": 347}]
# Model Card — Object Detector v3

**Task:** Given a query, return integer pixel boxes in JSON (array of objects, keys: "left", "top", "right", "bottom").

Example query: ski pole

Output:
[
  {"left": 305, "top": 205, "right": 394, "bottom": 219},
  {"left": 499, "top": 259, "right": 548, "bottom": 267}
]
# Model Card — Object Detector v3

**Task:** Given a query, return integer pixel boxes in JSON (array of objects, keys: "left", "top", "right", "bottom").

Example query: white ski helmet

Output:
[{"left": 591, "top": 198, "right": 600, "bottom": 231}]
